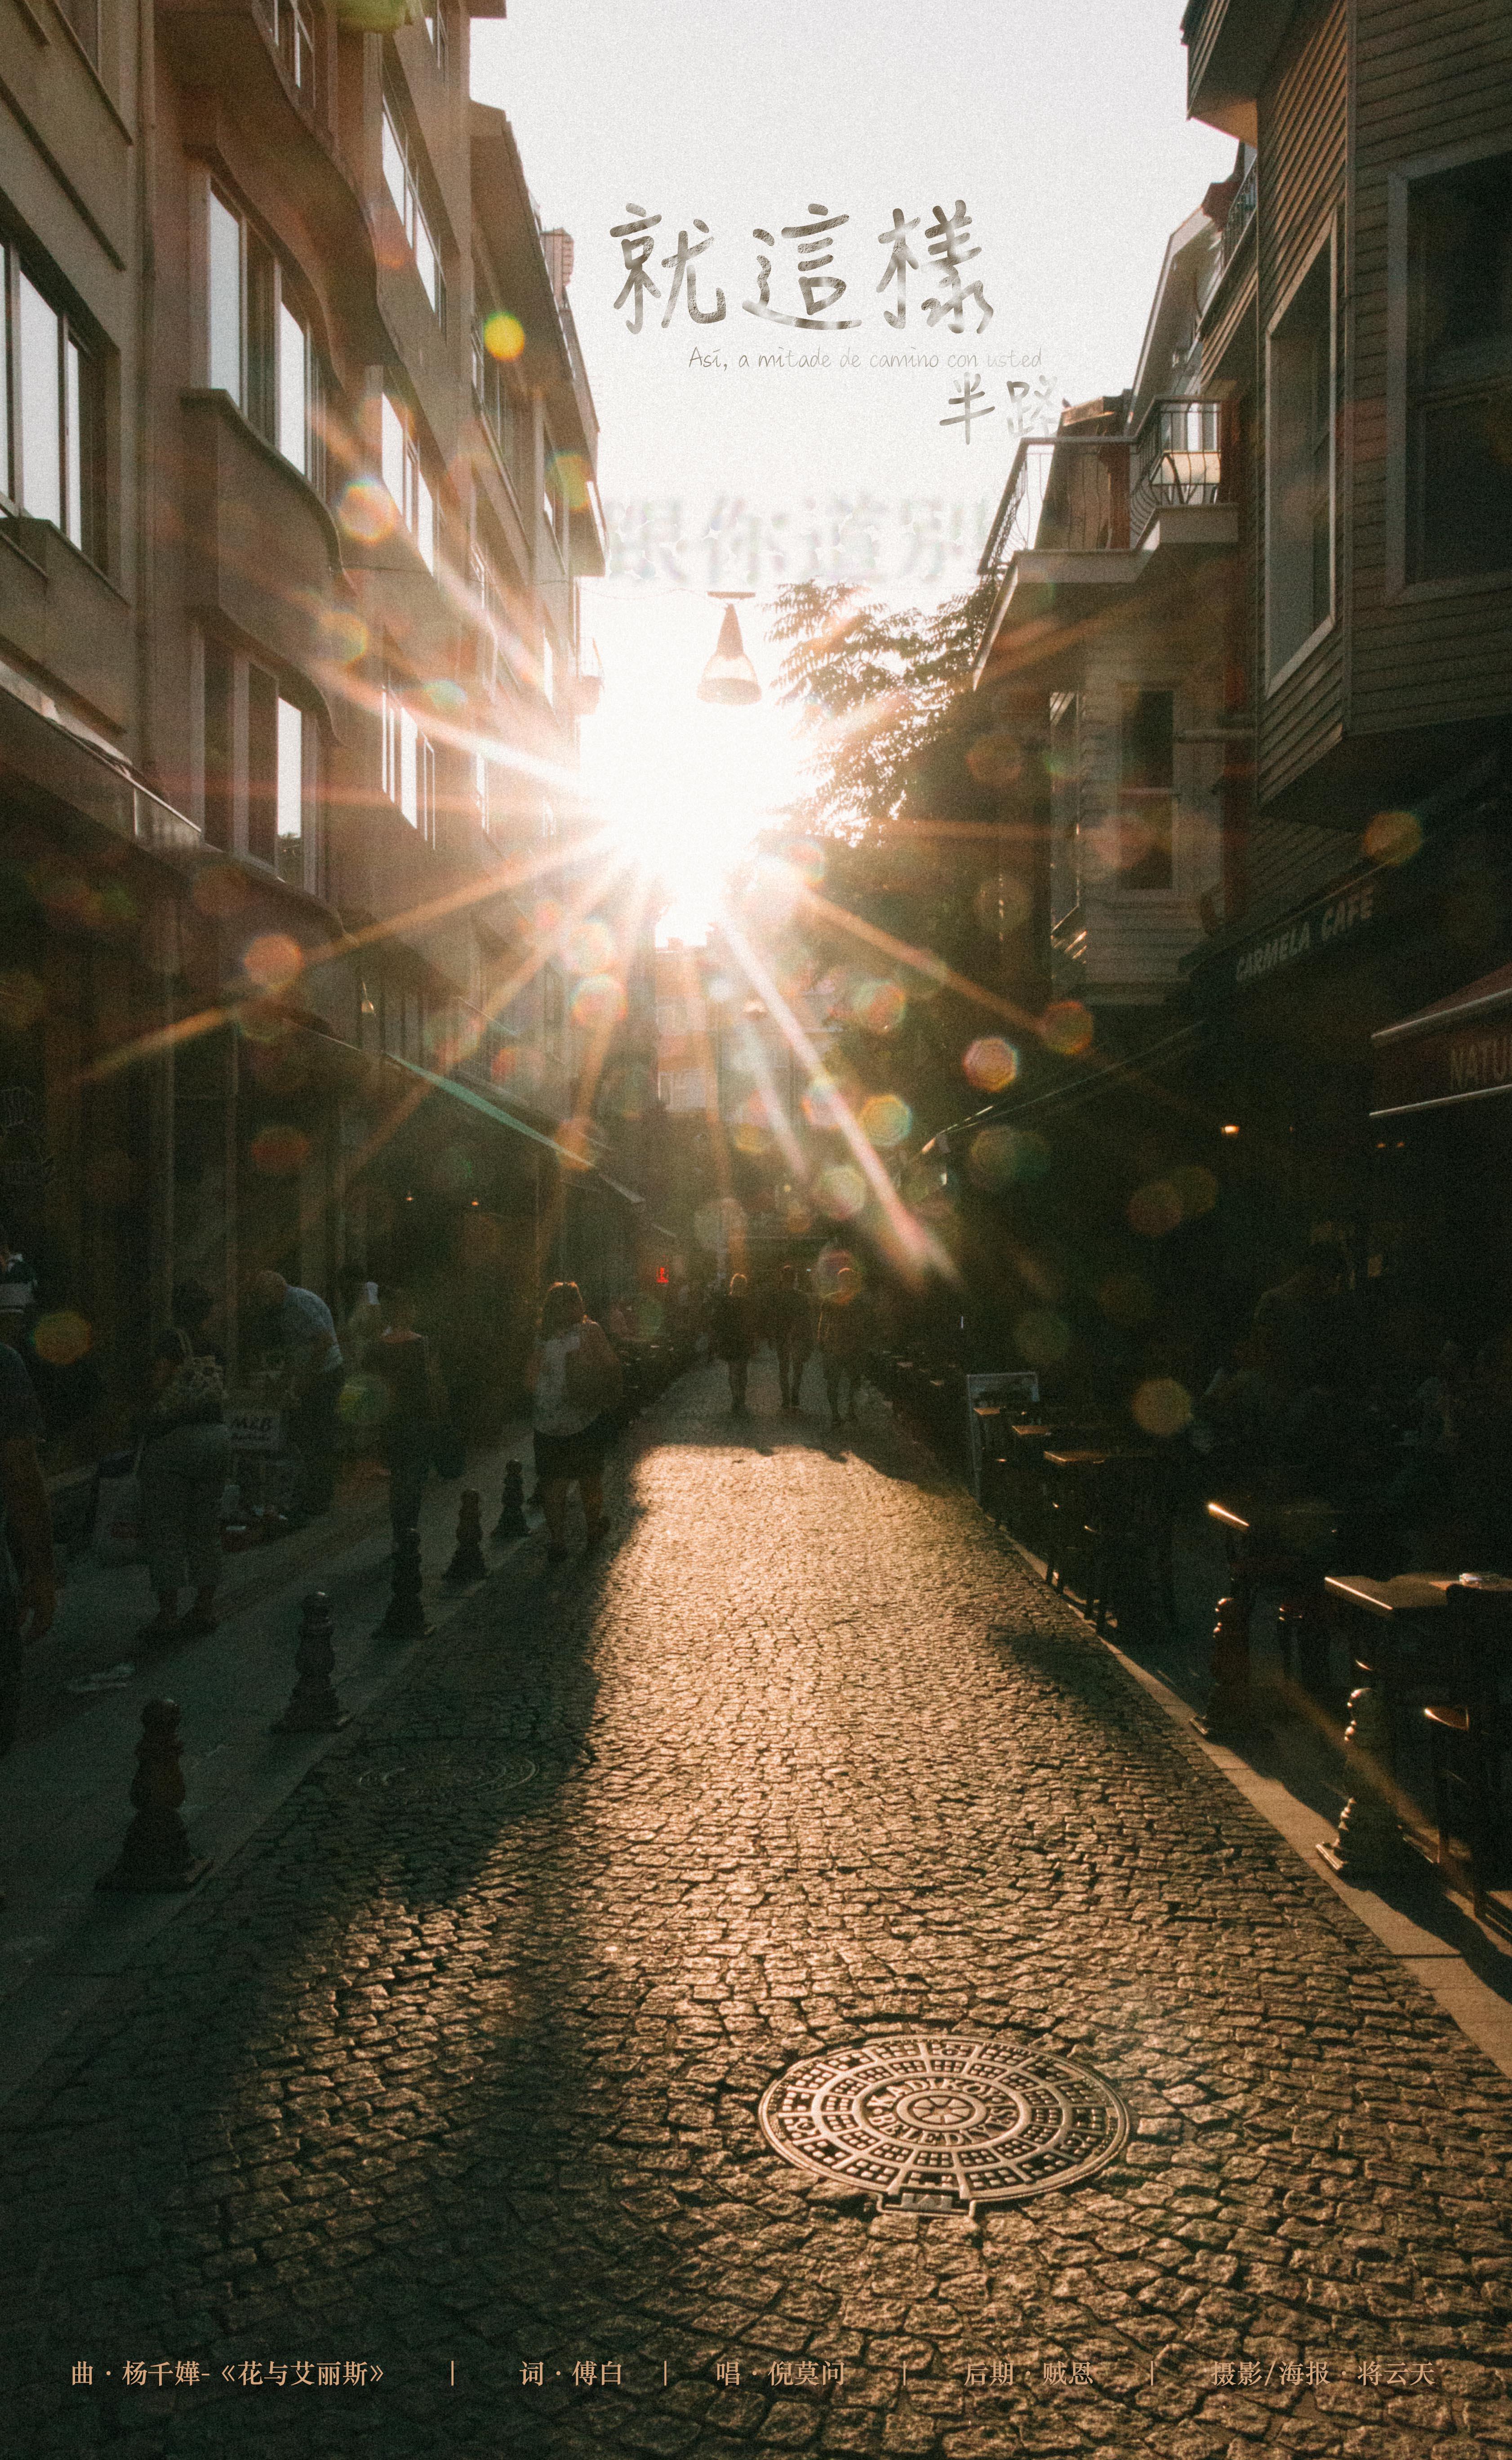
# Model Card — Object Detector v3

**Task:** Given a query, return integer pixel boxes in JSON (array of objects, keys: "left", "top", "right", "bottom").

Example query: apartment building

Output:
[{"left": 1, "top": 0, "right": 641, "bottom": 1446}]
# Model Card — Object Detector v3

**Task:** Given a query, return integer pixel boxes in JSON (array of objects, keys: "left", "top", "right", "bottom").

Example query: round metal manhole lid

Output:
[
  {"left": 348, "top": 1748, "right": 538, "bottom": 1797},
  {"left": 758, "top": 2033, "right": 1130, "bottom": 2210}
]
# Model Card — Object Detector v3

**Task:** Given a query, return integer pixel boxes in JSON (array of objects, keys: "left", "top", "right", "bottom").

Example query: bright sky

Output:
[{"left": 471, "top": 2, "right": 1235, "bottom": 940}]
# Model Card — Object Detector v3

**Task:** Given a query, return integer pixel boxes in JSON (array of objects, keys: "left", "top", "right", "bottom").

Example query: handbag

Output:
[{"left": 565, "top": 1323, "right": 624, "bottom": 1418}]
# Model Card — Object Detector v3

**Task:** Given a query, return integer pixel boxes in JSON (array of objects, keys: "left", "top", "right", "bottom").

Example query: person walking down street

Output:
[
  {"left": 818, "top": 1264, "right": 872, "bottom": 1429},
  {"left": 712, "top": 1273, "right": 758, "bottom": 1415},
  {"left": 526, "top": 1282, "right": 623, "bottom": 1564},
  {"left": 370, "top": 1289, "right": 441, "bottom": 1548},
  {"left": 253, "top": 1271, "right": 344, "bottom": 1523},
  {"left": 0, "top": 1340, "right": 55, "bottom": 1761},
  {"left": 136, "top": 1329, "right": 231, "bottom": 1643},
  {"left": 771, "top": 1263, "right": 813, "bottom": 1412}
]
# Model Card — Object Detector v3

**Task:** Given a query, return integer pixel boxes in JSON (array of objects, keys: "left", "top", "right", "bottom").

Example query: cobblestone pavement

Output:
[{"left": 4, "top": 1364, "right": 1512, "bottom": 2460}]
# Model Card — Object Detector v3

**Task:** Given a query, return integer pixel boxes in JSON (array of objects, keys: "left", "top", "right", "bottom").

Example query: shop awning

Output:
[
  {"left": 384, "top": 1054, "right": 569, "bottom": 1156},
  {"left": 920, "top": 1017, "right": 1203, "bottom": 1155},
  {"left": 383, "top": 1056, "right": 645, "bottom": 1204},
  {"left": 1370, "top": 963, "right": 1512, "bottom": 1118}
]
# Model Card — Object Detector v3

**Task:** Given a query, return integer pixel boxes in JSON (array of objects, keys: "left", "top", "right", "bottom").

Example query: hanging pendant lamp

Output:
[{"left": 697, "top": 592, "right": 761, "bottom": 705}]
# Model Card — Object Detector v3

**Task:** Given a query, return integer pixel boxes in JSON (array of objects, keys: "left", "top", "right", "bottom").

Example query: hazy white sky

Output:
[{"left": 471, "top": 3, "right": 1236, "bottom": 936}]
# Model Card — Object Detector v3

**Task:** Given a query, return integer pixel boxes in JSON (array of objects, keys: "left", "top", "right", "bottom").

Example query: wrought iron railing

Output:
[
  {"left": 1223, "top": 160, "right": 1257, "bottom": 267},
  {"left": 980, "top": 398, "right": 1227, "bottom": 579}
]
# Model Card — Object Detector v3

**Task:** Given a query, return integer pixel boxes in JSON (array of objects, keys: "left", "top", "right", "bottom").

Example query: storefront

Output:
[{"left": 1368, "top": 963, "right": 1512, "bottom": 1339}]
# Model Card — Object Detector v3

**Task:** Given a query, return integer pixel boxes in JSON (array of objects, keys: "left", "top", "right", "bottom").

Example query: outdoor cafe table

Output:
[{"left": 1317, "top": 1573, "right": 1512, "bottom": 1881}]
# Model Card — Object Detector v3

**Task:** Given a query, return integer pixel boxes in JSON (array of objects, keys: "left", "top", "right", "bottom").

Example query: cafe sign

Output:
[
  {"left": 1231, "top": 881, "right": 1377, "bottom": 992},
  {"left": 1371, "top": 965, "right": 1512, "bottom": 1119}
]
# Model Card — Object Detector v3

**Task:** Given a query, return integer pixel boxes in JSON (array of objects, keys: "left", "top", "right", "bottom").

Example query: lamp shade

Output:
[{"left": 697, "top": 602, "right": 761, "bottom": 705}]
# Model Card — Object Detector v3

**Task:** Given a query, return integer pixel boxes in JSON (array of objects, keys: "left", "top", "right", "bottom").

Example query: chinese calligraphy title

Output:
[{"left": 612, "top": 201, "right": 994, "bottom": 337}]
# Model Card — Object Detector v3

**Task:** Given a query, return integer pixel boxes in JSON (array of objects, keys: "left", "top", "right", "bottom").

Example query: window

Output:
[
  {"left": 0, "top": 245, "right": 104, "bottom": 559},
  {"left": 471, "top": 311, "right": 525, "bottom": 491},
  {"left": 1407, "top": 151, "right": 1512, "bottom": 583},
  {"left": 381, "top": 392, "right": 436, "bottom": 572},
  {"left": 206, "top": 190, "right": 320, "bottom": 485},
  {"left": 262, "top": 0, "right": 314, "bottom": 98},
  {"left": 1267, "top": 236, "right": 1334, "bottom": 677},
  {"left": 198, "top": 638, "right": 319, "bottom": 884},
  {"left": 423, "top": 3, "right": 448, "bottom": 79},
  {"left": 382, "top": 102, "right": 444, "bottom": 322},
  {"left": 1049, "top": 690, "right": 1080, "bottom": 927},
  {"left": 381, "top": 670, "right": 436, "bottom": 842},
  {"left": 1116, "top": 688, "right": 1175, "bottom": 891}
]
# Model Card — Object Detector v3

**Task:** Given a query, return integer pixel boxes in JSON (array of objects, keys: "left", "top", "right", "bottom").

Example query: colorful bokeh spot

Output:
[
  {"left": 694, "top": 1194, "right": 747, "bottom": 1251},
  {"left": 32, "top": 1310, "right": 91, "bottom": 1367},
  {"left": 482, "top": 311, "right": 525, "bottom": 361},
  {"left": 422, "top": 678, "right": 467, "bottom": 718},
  {"left": 972, "top": 872, "right": 1030, "bottom": 934},
  {"left": 967, "top": 1125, "right": 1020, "bottom": 1190},
  {"left": 318, "top": 608, "right": 368, "bottom": 666},
  {"left": 1128, "top": 1179, "right": 1185, "bottom": 1239},
  {"left": 1132, "top": 1377, "right": 1193, "bottom": 1437},
  {"left": 1042, "top": 1000, "right": 1094, "bottom": 1057},
  {"left": 1364, "top": 808, "right": 1423, "bottom": 868},
  {"left": 964, "top": 729, "right": 1024, "bottom": 788},
  {"left": 571, "top": 973, "right": 627, "bottom": 1032},
  {"left": 565, "top": 918, "right": 616, "bottom": 976},
  {"left": 816, "top": 1163, "right": 867, "bottom": 1221},
  {"left": 1014, "top": 1309, "right": 1071, "bottom": 1367},
  {"left": 1168, "top": 1163, "right": 1218, "bottom": 1219},
  {"left": 854, "top": 978, "right": 907, "bottom": 1035},
  {"left": 249, "top": 1124, "right": 311, "bottom": 1177},
  {"left": 338, "top": 477, "right": 397, "bottom": 545},
  {"left": 859, "top": 1093, "right": 912, "bottom": 1149},
  {"left": 243, "top": 934, "right": 304, "bottom": 992},
  {"left": 963, "top": 1036, "right": 1019, "bottom": 1093},
  {"left": 814, "top": 1247, "right": 861, "bottom": 1300}
]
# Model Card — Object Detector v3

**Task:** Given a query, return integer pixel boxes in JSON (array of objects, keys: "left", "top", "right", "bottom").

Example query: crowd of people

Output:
[{"left": 707, "top": 1261, "right": 876, "bottom": 1428}]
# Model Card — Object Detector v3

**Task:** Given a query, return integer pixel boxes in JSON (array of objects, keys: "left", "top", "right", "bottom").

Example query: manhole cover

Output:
[
  {"left": 351, "top": 1750, "right": 537, "bottom": 1796},
  {"left": 758, "top": 2033, "right": 1130, "bottom": 2210}
]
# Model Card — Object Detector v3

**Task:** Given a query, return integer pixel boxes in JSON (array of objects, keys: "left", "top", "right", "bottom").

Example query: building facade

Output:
[{"left": 1, "top": 0, "right": 640, "bottom": 1459}]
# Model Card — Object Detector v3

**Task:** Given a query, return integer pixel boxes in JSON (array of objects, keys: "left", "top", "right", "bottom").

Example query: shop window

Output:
[
  {"left": 381, "top": 392, "right": 436, "bottom": 572},
  {"left": 1407, "top": 150, "right": 1512, "bottom": 583},
  {"left": 0, "top": 243, "right": 106, "bottom": 562},
  {"left": 1116, "top": 687, "right": 1175, "bottom": 891},
  {"left": 1267, "top": 235, "right": 1334, "bottom": 677},
  {"left": 382, "top": 101, "right": 444, "bottom": 323},
  {"left": 207, "top": 190, "right": 322, "bottom": 486}
]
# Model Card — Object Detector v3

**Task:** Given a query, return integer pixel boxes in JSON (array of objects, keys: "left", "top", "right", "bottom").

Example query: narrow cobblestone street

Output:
[{"left": 4, "top": 1364, "right": 1512, "bottom": 2460}]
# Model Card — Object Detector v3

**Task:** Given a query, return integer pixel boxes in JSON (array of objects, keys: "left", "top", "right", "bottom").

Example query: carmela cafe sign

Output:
[{"left": 1232, "top": 881, "right": 1376, "bottom": 990}]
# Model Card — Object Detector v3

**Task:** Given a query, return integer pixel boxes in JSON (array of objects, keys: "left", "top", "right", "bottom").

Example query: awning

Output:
[
  {"left": 383, "top": 1056, "right": 645, "bottom": 1203},
  {"left": 1370, "top": 964, "right": 1512, "bottom": 1119},
  {"left": 384, "top": 1055, "right": 569, "bottom": 1157},
  {"left": 921, "top": 1018, "right": 1202, "bottom": 1155}
]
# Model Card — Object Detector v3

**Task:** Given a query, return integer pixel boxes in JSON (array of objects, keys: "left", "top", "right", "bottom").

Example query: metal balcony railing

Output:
[
  {"left": 981, "top": 399, "right": 1227, "bottom": 577},
  {"left": 1223, "top": 160, "right": 1258, "bottom": 268}
]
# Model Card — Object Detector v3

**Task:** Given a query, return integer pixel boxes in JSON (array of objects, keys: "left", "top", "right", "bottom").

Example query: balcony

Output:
[
  {"left": 1182, "top": 0, "right": 1294, "bottom": 143},
  {"left": 1223, "top": 159, "right": 1258, "bottom": 270},
  {"left": 976, "top": 401, "right": 1236, "bottom": 676},
  {"left": 182, "top": 391, "right": 346, "bottom": 680},
  {"left": 981, "top": 400, "right": 1228, "bottom": 573}
]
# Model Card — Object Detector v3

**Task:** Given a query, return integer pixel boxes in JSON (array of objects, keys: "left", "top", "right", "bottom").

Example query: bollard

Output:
[
  {"left": 443, "top": 1489, "right": 487, "bottom": 1584},
  {"left": 97, "top": 1698, "right": 212, "bottom": 1894},
  {"left": 1318, "top": 1681, "right": 1414, "bottom": 1878},
  {"left": 377, "top": 1526, "right": 428, "bottom": 1639},
  {"left": 492, "top": 1460, "right": 528, "bottom": 1544},
  {"left": 1196, "top": 1590, "right": 1265, "bottom": 1741},
  {"left": 273, "top": 1591, "right": 349, "bottom": 1734}
]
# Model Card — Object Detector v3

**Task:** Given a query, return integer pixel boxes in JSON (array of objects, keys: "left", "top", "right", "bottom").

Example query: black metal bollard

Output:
[
  {"left": 273, "top": 1591, "right": 349, "bottom": 1734},
  {"left": 443, "top": 1489, "right": 487, "bottom": 1583},
  {"left": 97, "top": 1698, "right": 212, "bottom": 1894},
  {"left": 492, "top": 1460, "right": 528, "bottom": 1544},
  {"left": 377, "top": 1527, "right": 428, "bottom": 1639}
]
